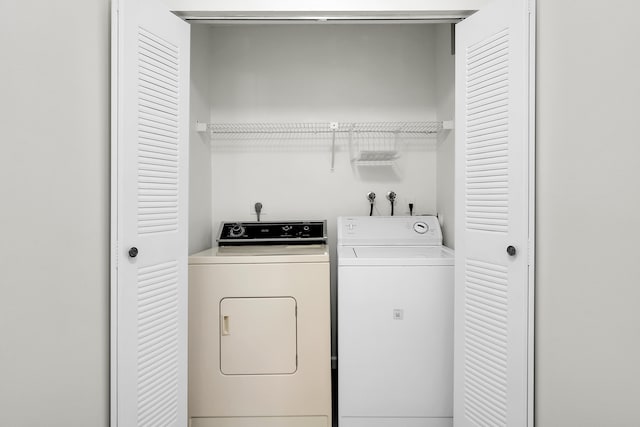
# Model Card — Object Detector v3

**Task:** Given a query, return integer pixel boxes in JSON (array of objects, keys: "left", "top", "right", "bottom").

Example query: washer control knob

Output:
[{"left": 413, "top": 221, "right": 429, "bottom": 234}]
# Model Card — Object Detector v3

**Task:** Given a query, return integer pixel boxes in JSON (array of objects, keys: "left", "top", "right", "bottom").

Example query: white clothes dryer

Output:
[
  {"left": 188, "top": 221, "right": 332, "bottom": 427},
  {"left": 337, "top": 216, "right": 454, "bottom": 427}
]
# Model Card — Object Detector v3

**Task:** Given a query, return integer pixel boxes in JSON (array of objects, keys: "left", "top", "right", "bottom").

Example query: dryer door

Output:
[{"left": 220, "top": 297, "right": 298, "bottom": 375}]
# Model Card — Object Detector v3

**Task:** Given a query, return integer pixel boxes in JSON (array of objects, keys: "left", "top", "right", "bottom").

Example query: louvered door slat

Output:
[{"left": 137, "top": 25, "right": 180, "bottom": 239}]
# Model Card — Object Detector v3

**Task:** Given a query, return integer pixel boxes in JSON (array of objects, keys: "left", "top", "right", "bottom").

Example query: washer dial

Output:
[{"left": 413, "top": 221, "right": 429, "bottom": 234}]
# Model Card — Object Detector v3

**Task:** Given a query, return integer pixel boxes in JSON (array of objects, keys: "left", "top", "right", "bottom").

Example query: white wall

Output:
[
  {"left": 195, "top": 23, "right": 448, "bottom": 358},
  {"left": 190, "top": 25, "right": 214, "bottom": 254},
  {"left": 434, "top": 24, "right": 456, "bottom": 248},
  {"left": 201, "top": 24, "right": 447, "bottom": 229},
  {"left": 535, "top": 0, "right": 640, "bottom": 424},
  {"left": 0, "top": 0, "right": 109, "bottom": 426}
]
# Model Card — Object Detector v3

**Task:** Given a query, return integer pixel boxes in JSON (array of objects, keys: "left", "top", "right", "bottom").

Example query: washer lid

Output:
[{"left": 338, "top": 245, "right": 454, "bottom": 266}]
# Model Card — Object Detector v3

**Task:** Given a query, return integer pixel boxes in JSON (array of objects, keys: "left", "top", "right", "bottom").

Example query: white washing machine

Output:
[
  {"left": 337, "top": 216, "right": 454, "bottom": 427},
  {"left": 188, "top": 221, "right": 332, "bottom": 427}
]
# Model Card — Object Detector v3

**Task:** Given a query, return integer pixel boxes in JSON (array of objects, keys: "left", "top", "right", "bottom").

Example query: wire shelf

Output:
[
  {"left": 207, "top": 121, "right": 444, "bottom": 138},
  {"left": 204, "top": 121, "right": 448, "bottom": 169},
  {"left": 209, "top": 122, "right": 333, "bottom": 135}
]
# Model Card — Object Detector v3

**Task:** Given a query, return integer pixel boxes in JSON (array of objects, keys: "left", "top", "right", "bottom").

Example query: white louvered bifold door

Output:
[
  {"left": 454, "top": 0, "right": 533, "bottom": 426},
  {"left": 111, "top": 0, "right": 190, "bottom": 426}
]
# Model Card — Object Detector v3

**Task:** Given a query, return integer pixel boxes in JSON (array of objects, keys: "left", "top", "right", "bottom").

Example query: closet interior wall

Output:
[
  {"left": 434, "top": 24, "right": 455, "bottom": 248},
  {"left": 190, "top": 24, "right": 214, "bottom": 254},
  {"left": 188, "top": 22, "right": 456, "bottom": 357}
]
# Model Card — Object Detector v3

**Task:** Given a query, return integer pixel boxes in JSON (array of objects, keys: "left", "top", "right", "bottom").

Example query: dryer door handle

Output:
[{"left": 222, "top": 315, "right": 230, "bottom": 336}]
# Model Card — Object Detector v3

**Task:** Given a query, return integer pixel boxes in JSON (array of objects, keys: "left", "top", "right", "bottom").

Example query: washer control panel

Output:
[
  {"left": 338, "top": 216, "right": 443, "bottom": 246},
  {"left": 217, "top": 220, "right": 327, "bottom": 246}
]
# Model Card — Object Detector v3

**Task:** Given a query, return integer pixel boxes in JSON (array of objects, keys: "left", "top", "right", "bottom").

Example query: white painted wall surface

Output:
[
  {"left": 434, "top": 24, "right": 455, "bottom": 248},
  {"left": 202, "top": 24, "right": 444, "bottom": 228},
  {"left": 535, "top": 0, "right": 640, "bottom": 425},
  {"left": 0, "top": 0, "right": 109, "bottom": 426},
  {"left": 198, "top": 24, "right": 447, "bottom": 357},
  {"left": 190, "top": 25, "right": 214, "bottom": 254}
]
